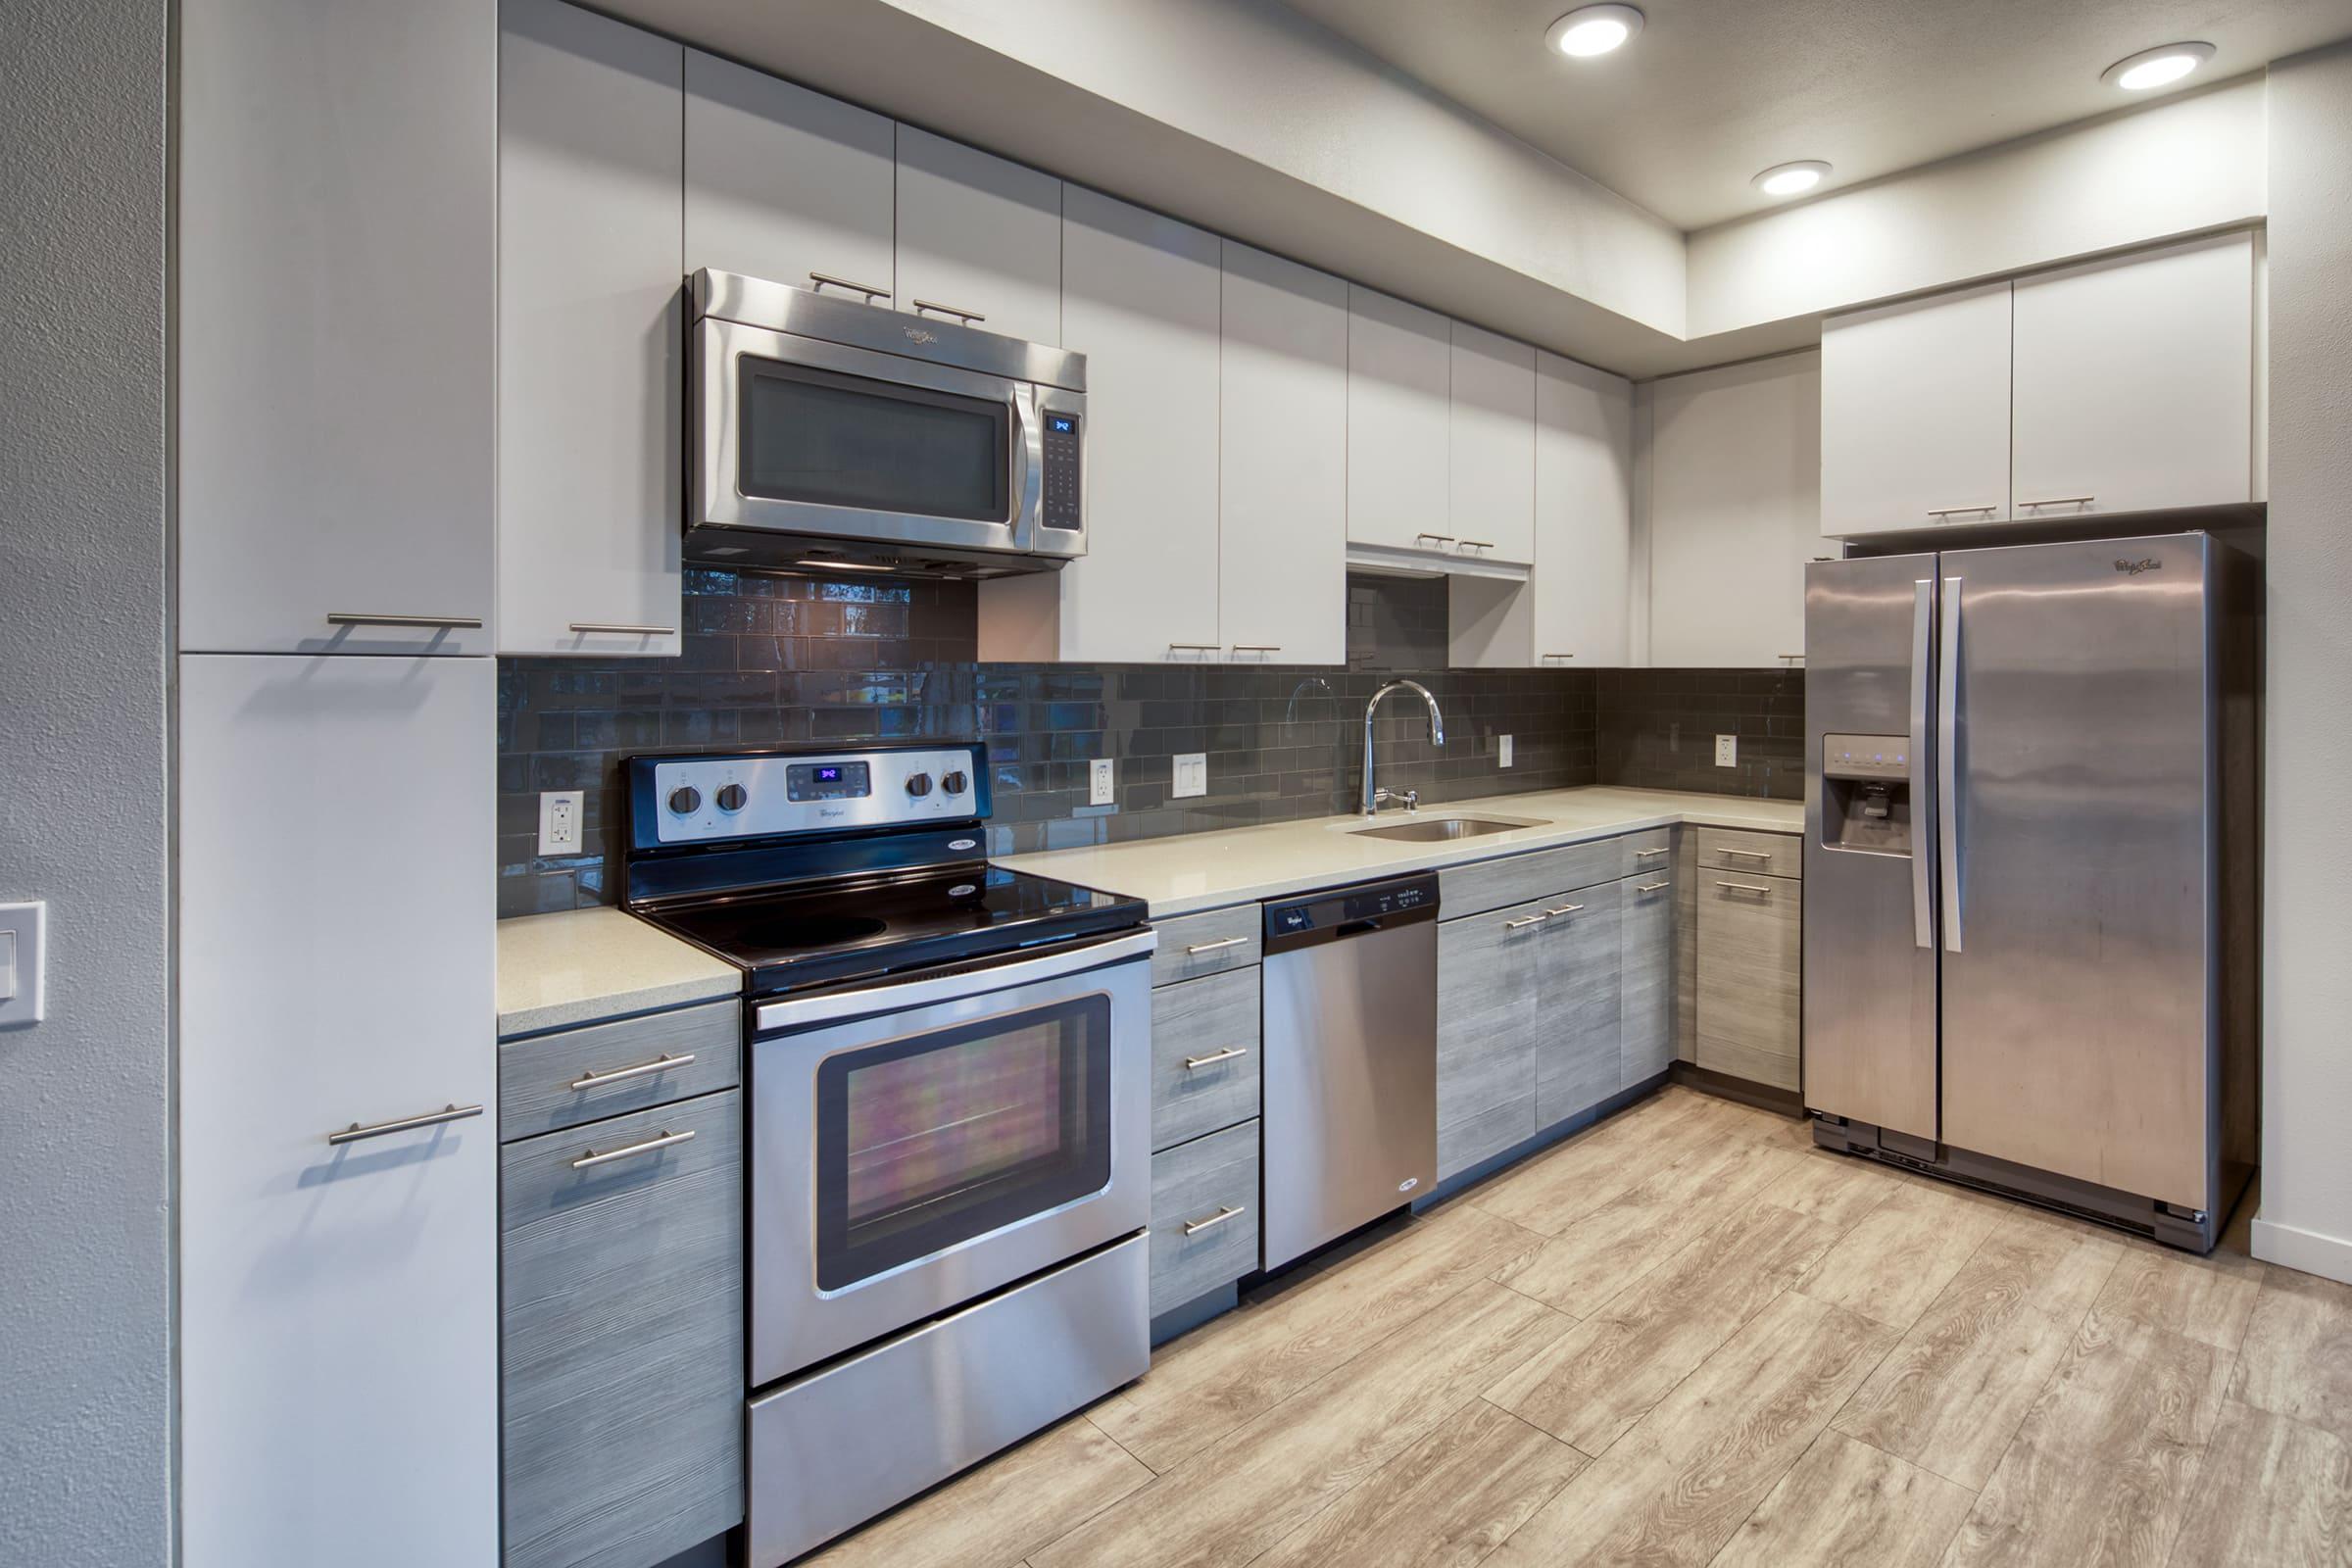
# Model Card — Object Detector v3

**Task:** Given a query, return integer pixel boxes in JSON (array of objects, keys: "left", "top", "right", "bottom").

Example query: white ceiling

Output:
[{"left": 1282, "top": 0, "right": 2352, "bottom": 230}]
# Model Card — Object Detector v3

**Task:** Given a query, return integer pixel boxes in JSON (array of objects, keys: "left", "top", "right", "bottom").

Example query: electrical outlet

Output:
[
  {"left": 1172, "top": 753, "right": 1207, "bottom": 799},
  {"left": 538, "top": 790, "right": 584, "bottom": 855},
  {"left": 1498, "top": 734, "right": 1514, "bottom": 768},
  {"left": 1714, "top": 734, "right": 1739, "bottom": 768},
  {"left": 1089, "top": 758, "right": 1116, "bottom": 807}
]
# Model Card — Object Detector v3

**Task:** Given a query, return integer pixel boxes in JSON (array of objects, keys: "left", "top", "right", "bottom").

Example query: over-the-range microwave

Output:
[{"left": 688, "top": 269, "right": 1087, "bottom": 578}]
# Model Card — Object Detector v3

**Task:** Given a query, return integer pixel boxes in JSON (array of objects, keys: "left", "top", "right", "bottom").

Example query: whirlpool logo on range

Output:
[{"left": 2115, "top": 557, "right": 2163, "bottom": 575}]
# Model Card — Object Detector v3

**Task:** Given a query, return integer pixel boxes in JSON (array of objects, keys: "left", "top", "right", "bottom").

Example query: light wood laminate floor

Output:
[{"left": 803, "top": 1088, "right": 2351, "bottom": 1568}]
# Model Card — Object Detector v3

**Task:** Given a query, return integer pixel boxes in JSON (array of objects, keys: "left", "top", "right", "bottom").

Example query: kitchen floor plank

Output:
[
  {"left": 1250, "top": 1398, "right": 1586, "bottom": 1568},
  {"left": 1835, "top": 1218, "right": 2124, "bottom": 1489},
  {"left": 1029, "top": 1281, "right": 1572, "bottom": 1568},
  {"left": 2162, "top": 1401, "right": 2352, "bottom": 1568},
  {"left": 1087, "top": 1203, "right": 1541, "bottom": 1474},
  {"left": 2091, "top": 1240, "right": 2266, "bottom": 1351},
  {"left": 1467, "top": 1087, "right": 1765, "bottom": 1238},
  {"left": 1795, "top": 1181, "right": 2001, "bottom": 1331},
  {"left": 2227, "top": 1266, "right": 2352, "bottom": 1445},
  {"left": 1938, "top": 1307, "right": 2232, "bottom": 1568},
  {"left": 1756, "top": 1143, "right": 1903, "bottom": 1233},
  {"left": 1487, "top": 1197, "right": 1841, "bottom": 1454},
  {"left": 1485, "top": 1291, "right": 1899, "bottom": 1568},
  {"left": 1710, "top": 1429, "right": 1978, "bottom": 1568}
]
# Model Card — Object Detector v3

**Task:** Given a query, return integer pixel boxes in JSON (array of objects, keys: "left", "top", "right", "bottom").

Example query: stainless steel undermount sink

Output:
[{"left": 1348, "top": 814, "right": 1549, "bottom": 843}]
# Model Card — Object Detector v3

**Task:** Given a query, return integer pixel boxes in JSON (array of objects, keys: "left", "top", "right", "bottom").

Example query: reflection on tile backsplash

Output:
[{"left": 1594, "top": 667, "right": 1805, "bottom": 801}]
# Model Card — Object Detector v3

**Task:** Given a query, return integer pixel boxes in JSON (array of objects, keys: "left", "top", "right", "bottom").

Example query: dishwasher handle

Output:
[{"left": 1263, "top": 872, "right": 1442, "bottom": 956}]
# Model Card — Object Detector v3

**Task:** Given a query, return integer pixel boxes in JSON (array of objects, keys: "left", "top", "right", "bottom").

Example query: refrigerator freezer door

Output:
[
  {"left": 1803, "top": 555, "right": 1941, "bottom": 1141},
  {"left": 1937, "top": 534, "right": 2215, "bottom": 1211}
]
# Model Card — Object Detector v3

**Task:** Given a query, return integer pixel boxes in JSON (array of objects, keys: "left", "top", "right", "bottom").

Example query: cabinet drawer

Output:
[
  {"left": 502, "top": 1090, "right": 744, "bottom": 1568},
  {"left": 499, "top": 1000, "right": 740, "bottom": 1141},
  {"left": 1696, "top": 876, "right": 1802, "bottom": 1091},
  {"left": 1151, "top": 905, "right": 1261, "bottom": 986},
  {"left": 1151, "top": 967, "right": 1261, "bottom": 1152},
  {"left": 1696, "top": 827, "right": 1801, "bottom": 880},
  {"left": 1149, "top": 1120, "right": 1260, "bottom": 1316},
  {"left": 1618, "top": 827, "right": 1676, "bottom": 880},
  {"left": 1439, "top": 836, "right": 1622, "bottom": 920}
]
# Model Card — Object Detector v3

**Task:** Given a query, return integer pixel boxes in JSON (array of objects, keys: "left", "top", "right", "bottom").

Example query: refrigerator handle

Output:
[
  {"left": 1909, "top": 580, "right": 1936, "bottom": 950},
  {"left": 1938, "top": 576, "right": 1965, "bottom": 953}
]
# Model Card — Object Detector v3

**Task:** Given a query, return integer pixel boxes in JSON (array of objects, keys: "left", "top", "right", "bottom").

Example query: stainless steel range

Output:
[{"left": 623, "top": 743, "right": 1152, "bottom": 1566}]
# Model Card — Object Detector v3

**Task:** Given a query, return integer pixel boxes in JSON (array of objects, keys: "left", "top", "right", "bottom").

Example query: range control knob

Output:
[
  {"left": 941, "top": 770, "right": 969, "bottom": 796},
  {"left": 905, "top": 772, "right": 934, "bottom": 799},
  {"left": 667, "top": 785, "right": 702, "bottom": 815},
  {"left": 714, "top": 783, "right": 748, "bottom": 812}
]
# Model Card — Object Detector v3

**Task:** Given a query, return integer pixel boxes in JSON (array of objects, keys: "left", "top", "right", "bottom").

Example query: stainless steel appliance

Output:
[
  {"left": 1804, "top": 533, "right": 2258, "bottom": 1252},
  {"left": 689, "top": 269, "right": 1086, "bottom": 576},
  {"left": 622, "top": 743, "right": 1151, "bottom": 1566},
  {"left": 1260, "top": 874, "right": 1441, "bottom": 1268}
]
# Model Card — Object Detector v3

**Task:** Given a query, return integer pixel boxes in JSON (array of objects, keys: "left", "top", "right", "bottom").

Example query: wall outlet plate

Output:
[
  {"left": 1172, "top": 753, "right": 1207, "bottom": 800},
  {"left": 1715, "top": 734, "right": 1739, "bottom": 767},
  {"left": 539, "top": 790, "right": 584, "bottom": 856},
  {"left": 1498, "top": 734, "right": 1514, "bottom": 768},
  {"left": 1089, "top": 758, "right": 1116, "bottom": 807},
  {"left": 0, "top": 902, "right": 45, "bottom": 1026}
]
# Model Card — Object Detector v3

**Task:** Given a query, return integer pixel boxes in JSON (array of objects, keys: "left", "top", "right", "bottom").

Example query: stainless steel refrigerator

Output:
[{"left": 1803, "top": 532, "right": 2257, "bottom": 1252}]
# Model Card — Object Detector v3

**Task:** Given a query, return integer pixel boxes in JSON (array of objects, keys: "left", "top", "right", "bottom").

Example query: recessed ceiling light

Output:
[
  {"left": 1753, "top": 160, "right": 1832, "bottom": 197},
  {"left": 2102, "top": 41, "right": 2215, "bottom": 91},
  {"left": 1545, "top": 4, "right": 1643, "bottom": 58}
]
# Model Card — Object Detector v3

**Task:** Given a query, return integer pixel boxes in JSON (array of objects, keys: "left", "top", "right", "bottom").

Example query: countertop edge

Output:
[{"left": 496, "top": 906, "right": 743, "bottom": 1039}]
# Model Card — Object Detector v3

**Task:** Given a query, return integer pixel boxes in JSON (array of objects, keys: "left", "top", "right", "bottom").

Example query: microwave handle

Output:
[
  {"left": 1009, "top": 382, "right": 1044, "bottom": 536},
  {"left": 754, "top": 929, "right": 1156, "bottom": 1033}
]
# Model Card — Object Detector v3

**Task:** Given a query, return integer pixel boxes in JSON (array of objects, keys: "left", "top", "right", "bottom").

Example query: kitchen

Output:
[{"left": 7, "top": 2, "right": 2351, "bottom": 1566}]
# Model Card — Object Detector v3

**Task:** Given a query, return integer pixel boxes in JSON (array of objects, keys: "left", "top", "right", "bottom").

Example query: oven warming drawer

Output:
[{"left": 746, "top": 1231, "right": 1149, "bottom": 1567}]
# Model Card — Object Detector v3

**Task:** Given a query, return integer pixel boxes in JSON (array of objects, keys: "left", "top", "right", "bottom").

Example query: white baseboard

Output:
[{"left": 2252, "top": 1215, "right": 2352, "bottom": 1285}]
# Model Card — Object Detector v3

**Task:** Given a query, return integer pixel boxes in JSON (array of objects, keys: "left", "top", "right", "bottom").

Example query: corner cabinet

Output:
[
  {"left": 1694, "top": 829, "right": 1803, "bottom": 1092},
  {"left": 497, "top": 0, "right": 684, "bottom": 658}
]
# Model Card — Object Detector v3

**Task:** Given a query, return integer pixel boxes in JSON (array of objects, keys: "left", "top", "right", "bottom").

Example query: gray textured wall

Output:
[{"left": 0, "top": 1, "right": 174, "bottom": 1563}]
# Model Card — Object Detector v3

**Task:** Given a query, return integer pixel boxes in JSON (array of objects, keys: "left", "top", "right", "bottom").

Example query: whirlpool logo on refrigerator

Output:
[{"left": 2115, "top": 557, "right": 2164, "bottom": 575}]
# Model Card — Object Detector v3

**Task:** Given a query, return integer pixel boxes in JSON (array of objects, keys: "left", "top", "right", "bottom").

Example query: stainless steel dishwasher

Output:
[{"left": 1259, "top": 873, "right": 1440, "bottom": 1270}]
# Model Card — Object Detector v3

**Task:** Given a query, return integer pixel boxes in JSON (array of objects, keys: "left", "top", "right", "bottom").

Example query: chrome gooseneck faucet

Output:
[{"left": 1362, "top": 679, "right": 1446, "bottom": 815}]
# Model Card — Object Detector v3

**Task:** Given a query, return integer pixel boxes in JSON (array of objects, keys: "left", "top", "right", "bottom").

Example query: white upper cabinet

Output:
[
  {"left": 497, "top": 0, "right": 684, "bottom": 659},
  {"left": 1347, "top": 286, "right": 1453, "bottom": 554},
  {"left": 1821, "top": 281, "right": 2013, "bottom": 536},
  {"left": 894, "top": 124, "right": 1063, "bottom": 345},
  {"left": 177, "top": 0, "right": 494, "bottom": 656},
  {"left": 1447, "top": 320, "right": 1538, "bottom": 564},
  {"left": 2011, "top": 231, "right": 2255, "bottom": 519},
  {"left": 683, "top": 49, "right": 895, "bottom": 300},
  {"left": 1220, "top": 242, "right": 1349, "bottom": 665},
  {"left": 1532, "top": 352, "right": 1635, "bottom": 666},
  {"left": 1647, "top": 353, "right": 1824, "bottom": 668}
]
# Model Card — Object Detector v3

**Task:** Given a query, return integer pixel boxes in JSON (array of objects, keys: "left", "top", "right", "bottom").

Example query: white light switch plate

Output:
[
  {"left": 0, "top": 902, "right": 45, "bottom": 1026},
  {"left": 1498, "top": 734, "right": 1514, "bottom": 768},
  {"left": 1715, "top": 734, "right": 1739, "bottom": 767},
  {"left": 1089, "top": 758, "right": 1116, "bottom": 807},
  {"left": 538, "top": 790, "right": 584, "bottom": 856},
  {"left": 1172, "top": 753, "right": 1207, "bottom": 800}
]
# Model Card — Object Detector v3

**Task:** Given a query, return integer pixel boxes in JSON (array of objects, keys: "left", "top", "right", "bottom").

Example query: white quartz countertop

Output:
[
  {"left": 496, "top": 906, "right": 739, "bottom": 1037},
  {"left": 997, "top": 787, "right": 1805, "bottom": 916}
]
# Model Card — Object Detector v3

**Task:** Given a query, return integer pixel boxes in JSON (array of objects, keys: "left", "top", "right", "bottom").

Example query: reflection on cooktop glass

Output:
[{"left": 658, "top": 865, "right": 1132, "bottom": 967}]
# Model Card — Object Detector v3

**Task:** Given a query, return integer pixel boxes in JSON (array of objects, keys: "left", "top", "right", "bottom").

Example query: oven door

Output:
[
  {"left": 695, "top": 314, "right": 1051, "bottom": 557},
  {"left": 749, "top": 931, "right": 1152, "bottom": 1386}
]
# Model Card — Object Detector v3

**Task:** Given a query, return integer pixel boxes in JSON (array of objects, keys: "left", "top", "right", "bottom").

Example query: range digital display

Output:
[{"left": 787, "top": 760, "right": 872, "bottom": 802}]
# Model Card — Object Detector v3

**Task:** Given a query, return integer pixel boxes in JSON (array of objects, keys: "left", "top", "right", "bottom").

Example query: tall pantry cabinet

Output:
[{"left": 175, "top": 1, "right": 499, "bottom": 1563}]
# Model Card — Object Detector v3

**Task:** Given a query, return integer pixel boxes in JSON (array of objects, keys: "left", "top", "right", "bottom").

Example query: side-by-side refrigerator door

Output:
[
  {"left": 1936, "top": 534, "right": 2216, "bottom": 1213},
  {"left": 1802, "top": 554, "right": 1939, "bottom": 1142}
]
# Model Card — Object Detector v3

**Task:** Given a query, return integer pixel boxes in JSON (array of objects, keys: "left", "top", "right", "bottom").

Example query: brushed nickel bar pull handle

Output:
[
  {"left": 325, "top": 612, "right": 485, "bottom": 629},
  {"left": 1717, "top": 848, "right": 1774, "bottom": 862},
  {"left": 571, "top": 1128, "right": 695, "bottom": 1171},
  {"left": 1544, "top": 904, "right": 1587, "bottom": 917},
  {"left": 1231, "top": 645, "right": 1282, "bottom": 653},
  {"left": 1716, "top": 880, "right": 1774, "bottom": 895},
  {"left": 1635, "top": 880, "right": 1672, "bottom": 893},
  {"left": 910, "top": 298, "right": 985, "bottom": 323},
  {"left": 2017, "top": 494, "right": 2094, "bottom": 508},
  {"left": 1455, "top": 539, "right": 1494, "bottom": 550},
  {"left": 808, "top": 270, "right": 891, "bottom": 302},
  {"left": 1182, "top": 1204, "right": 1246, "bottom": 1237},
  {"left": 1635, "top": 847, "right": 1671, "bottom": 858},
  {"left": 1779, "top": 653, "right": 1805, "bottom": 662},
  {"left": 1543, "top": 652, "right": 1576, "bottom": 661},
  {"left": 570, "top": 1052, "right": 695, "bottom": 1091},
  {"left": 1183, "top": 1047, "right": 1250, "bottom": 1070},
  {"left": 327, "top": 1102, "right": 483, "bottom": 1146},
  {"left": 567, "top": 621, "right": 676, "bottom": 636},
  {"left": 1168, "top": 642, "right": 1221, "bottom": 652},
  {"left": 1926, "top": 504, "right": 1999, "bottom": 517},
  {"left": 1503, "top": 913, "right": 1550, "bottom": 930},
  {"left": 1413, "top": 533, "right": 1456, "bottom": 547},
  {"left": 1186, "top": 936, "right": 1249, "bottom": 955}
]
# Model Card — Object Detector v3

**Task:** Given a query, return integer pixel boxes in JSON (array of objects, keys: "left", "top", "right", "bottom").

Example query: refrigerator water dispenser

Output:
[{"left": 1821, "top": 732, "right": 1913, "bottom": 854}]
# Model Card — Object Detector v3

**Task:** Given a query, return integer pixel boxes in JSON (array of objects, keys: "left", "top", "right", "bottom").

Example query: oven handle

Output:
[{"left": 754, "top": 929, "right": 1157, "bottom": 1034}]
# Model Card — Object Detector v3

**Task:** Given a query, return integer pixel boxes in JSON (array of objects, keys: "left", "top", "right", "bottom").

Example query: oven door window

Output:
[
  {"left": 814, "top": 995, "right": 1111, "bottom": 1291},
  {"left": 738, "top": 356, "right": 1010, "bottom": 523}
]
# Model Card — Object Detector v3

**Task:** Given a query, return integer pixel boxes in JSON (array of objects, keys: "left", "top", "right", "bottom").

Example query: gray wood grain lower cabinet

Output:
[
  {"left": 1436, "top": 898, "right": 1547, "bottom": 1180},
  {"left": 1148, "top": 1119, "right": 1260, "bottom": 1315},
  {"left": 1620, "top": 872, "right": 1676, "bottom": 1088},
  {"left": 1696, "top": 874, "right": 1802, "bottom": 1090},
  {"left": 1150, "top": 905, "right": 1261, "bottom": 986},
  {"left": 1536, "top": 880, "right": 1621, "bottom": 1128},
  {"left": 1439, "top": 836, "right": 1623, "bottom": 920},
  {"left": 499, "top": 1000, "right": 739, "bottom": 1141},
  {"left": 502, "top": 1090, "right": 743, "bottom": 1568},
  {"left": 1150, "top": 966, "right": 1261, "bottom": 1152}
]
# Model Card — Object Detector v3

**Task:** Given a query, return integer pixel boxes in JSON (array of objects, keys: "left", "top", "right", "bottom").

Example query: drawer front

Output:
[
  {"left": 1696, "top": 876, "right": 1802, "bottom": 1091},
  {"left": 1439, "top": 835, "right": 1623, "bottom": 920},
  {"left": 1149, "top": 1120, "right": 1260, "bottom": 1316},
  {"left": 1151, "top": 966, "right": 1262, "bottom": 1152},
  {"left": 1618, "top": 826, "right": 1676, "bottom": 881},
  {"left": 499, "top": 1000, "right": 740, "bottom": 1141},
  {"left": 502, "top": 1090, "right": 744, "bottom": 1568},
  {"left": 1696, "top": 827, "right": 1801, "bottom": 880},
  {"left": 1151, "top": 905, "right": 1262, "bottom": 987}
]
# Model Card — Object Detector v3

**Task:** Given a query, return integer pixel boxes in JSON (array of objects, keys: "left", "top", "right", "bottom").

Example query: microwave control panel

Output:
[{"left": 1041, "top": 412, "right": 1082, "bottom": 531}]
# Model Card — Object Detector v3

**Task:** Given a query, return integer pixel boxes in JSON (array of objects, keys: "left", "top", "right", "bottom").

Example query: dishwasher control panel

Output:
[{"left": 1265, "top": 874, "right": 1440, "bottom": 940}]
